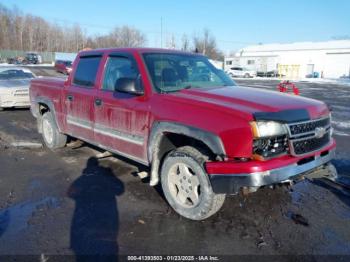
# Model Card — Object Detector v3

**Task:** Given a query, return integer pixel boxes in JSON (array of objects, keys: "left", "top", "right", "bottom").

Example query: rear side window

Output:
[{"left": 73, "top": 56, "right": 102, "bottom": 87}]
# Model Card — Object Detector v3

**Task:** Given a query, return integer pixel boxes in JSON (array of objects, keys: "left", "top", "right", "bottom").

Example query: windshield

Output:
[
  {"left": 0, "top": 69, "right": 35, "bottom": 80},
  {"left": 143, "top": 53, "right": 235, "bottom": 93}
]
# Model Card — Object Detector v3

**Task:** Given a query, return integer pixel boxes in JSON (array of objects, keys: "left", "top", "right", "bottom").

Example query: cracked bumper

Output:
[{"left": 207, "top": 141, "right": 336, "bottom": 194}]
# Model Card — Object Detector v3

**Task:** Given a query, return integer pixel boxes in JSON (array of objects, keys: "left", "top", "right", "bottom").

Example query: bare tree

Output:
[
  {"left": 166, "top": 34, "right": 176, "bottom": 49},
  {"left": 193, "top": 28, "right": 223, "bottom": 60},
  {"left": 1, "top": 4, "right": 223, "bottom": 59},
  {"left": 118, "top": 26, "right": 146, "bottom": 47},
  {"left": 181, "top": 34, "right": 190, "bottom": 51},
  {"left": 0, "top": 4, "right": 146, "bottom": 53}
]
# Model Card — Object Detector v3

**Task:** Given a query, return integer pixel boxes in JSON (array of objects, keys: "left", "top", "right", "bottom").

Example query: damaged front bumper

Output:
[{"left": 207, "top": 141, "right": 336, "bottom": 194}]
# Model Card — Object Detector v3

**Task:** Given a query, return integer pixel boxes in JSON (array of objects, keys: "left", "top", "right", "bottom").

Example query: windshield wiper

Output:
[
  {"left": 183, "top": 85, "right": 200, "bottom": 90},
  {"left": 157, "top": 85, "right": 199, "bottom": 94}
]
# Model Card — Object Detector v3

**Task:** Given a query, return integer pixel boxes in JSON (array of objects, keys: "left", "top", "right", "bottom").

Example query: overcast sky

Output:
[{"left": 3, "top": 0, "right": 350, "bottom": 53}]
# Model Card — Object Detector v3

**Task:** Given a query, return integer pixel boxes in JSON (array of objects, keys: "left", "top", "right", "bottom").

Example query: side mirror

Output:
[{"left": 114, "top": 77, "right": 144, "bottom": 96}]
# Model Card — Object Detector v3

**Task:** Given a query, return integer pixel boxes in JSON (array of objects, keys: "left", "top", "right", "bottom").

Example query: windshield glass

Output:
[
  {"left": 143, "top": 53, "right": 235, "bottom": 93},
  {"left": 0, "top": 69, "right": 35, "bottom": 80}
]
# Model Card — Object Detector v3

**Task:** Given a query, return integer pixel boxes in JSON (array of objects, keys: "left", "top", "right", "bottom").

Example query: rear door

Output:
[
  {"left": 65, "top": 54, "right": 102, "bottom": 141},
  {"left": 93, "top": 52, "right": 150, "bottom": 164}
]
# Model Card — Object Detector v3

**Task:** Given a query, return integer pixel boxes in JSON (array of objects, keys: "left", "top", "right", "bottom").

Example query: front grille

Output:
[
  {"left": 14, "top": 93, "right": 29, "bottom": 97},
  {"left": 292, "top": 132, "right": 330, "bottom": 155},
  {"left": 289, "top": 117, "right": 330, "bottom": 136},
  {"left": 14, "top": 90, "right": 29, "bottom": 97},
  {"left": 287, "top": 117, "right": 331, "bottom": 156}
]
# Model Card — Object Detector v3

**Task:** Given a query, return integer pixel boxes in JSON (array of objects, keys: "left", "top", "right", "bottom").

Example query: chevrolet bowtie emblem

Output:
[{"left": 315, "top": 127, "right": 326, "bottom": 138}]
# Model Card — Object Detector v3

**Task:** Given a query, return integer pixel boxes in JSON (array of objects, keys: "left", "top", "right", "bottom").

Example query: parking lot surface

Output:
[{"left": 0, "top": 68, "right": 349, "bottom": 259}]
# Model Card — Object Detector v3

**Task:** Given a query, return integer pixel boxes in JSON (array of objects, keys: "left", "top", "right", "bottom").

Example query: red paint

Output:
[
  {"left": 278, "top": 81, "right": 300, "bottom": 95},
  {"left": 30, "top": 48, "right": 334, "bottom": 170}
]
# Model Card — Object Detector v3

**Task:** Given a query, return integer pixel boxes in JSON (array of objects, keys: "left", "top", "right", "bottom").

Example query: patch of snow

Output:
[
  {"left": 334, "top": 130, "right": 350, "bottom": 137},
  {"left": 333, "top": 121, "right": 350, "bottom": 129},
  {"left": 296, "top": 78, "right": 350, "bottom": 86},
  {"left": 10, "top": 141, "right": 42, "bottom": 148}
]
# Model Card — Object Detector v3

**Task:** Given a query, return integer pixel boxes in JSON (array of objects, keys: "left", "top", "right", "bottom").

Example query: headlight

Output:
[{"left": 250, "top": 121, "right": 287, "bottom": 138}]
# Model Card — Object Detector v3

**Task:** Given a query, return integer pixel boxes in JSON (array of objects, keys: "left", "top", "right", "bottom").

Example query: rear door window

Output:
[{"left": 73, "top": 56, "right": 102, "bottom": 88}]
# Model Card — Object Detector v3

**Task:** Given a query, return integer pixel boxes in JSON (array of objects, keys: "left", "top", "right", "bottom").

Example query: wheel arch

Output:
[
  {"left": 148, "top": 121, "right": 226, "bottom": 186},
  {"left": 33, "top": 97, "right": 62, "bottom": 133}
]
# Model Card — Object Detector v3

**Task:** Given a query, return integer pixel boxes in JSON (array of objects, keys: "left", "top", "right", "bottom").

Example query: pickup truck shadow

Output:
[{"left": 67, "top": 157, "right": 124, "bottom": 261}]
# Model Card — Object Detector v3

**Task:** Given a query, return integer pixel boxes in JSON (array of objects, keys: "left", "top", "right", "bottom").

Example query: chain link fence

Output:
[{"left": 0, "top": 50, "right": 77, "bottom": 64}]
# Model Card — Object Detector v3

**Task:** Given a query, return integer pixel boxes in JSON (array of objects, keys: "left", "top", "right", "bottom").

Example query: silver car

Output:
[{"left": 0, "top": 67, "right": 36, "bottom": 110}]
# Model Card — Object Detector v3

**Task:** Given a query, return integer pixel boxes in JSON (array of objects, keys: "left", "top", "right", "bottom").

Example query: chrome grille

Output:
[
  {"left": 289, "top": 117, "right": 330, "bottom": 136},
  {"left": 287, "top": 117, "right": 331, "bottom": 156},
  {"left": 14, "top": 90, "right": 29, "bottom": 97}
]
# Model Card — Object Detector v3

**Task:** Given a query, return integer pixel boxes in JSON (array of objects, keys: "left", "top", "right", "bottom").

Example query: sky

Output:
[{"left": 2, "top": 0, "right": 350, "bottom": 54}]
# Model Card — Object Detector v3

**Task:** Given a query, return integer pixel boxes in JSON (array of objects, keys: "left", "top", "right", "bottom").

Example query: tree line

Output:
[{"left": 0, "top": 4, "right": 224, "bottom": 60}]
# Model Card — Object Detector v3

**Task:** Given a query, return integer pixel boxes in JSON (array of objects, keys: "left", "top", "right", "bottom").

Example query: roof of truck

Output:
[{"left": 78, "top": 47, "right": 202, "bottom": 57}]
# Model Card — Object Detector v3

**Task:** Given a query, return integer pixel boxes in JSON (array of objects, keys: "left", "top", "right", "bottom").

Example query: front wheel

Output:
[
  {"left": 161, "top": 146, "right": 226, "bottom": 220},
  {"left": 41, "top": 111, "right": 67, "bottom": 150}
]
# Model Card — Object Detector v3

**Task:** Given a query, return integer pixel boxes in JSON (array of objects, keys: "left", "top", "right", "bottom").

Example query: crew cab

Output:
[{"left": 30, "top": 48, "right": 336, "bottom": 220}]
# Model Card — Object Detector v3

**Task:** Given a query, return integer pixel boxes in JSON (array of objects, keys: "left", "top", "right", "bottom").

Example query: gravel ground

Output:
[{"left": 0, "top": 69, "right": 349, "bottom": 261}]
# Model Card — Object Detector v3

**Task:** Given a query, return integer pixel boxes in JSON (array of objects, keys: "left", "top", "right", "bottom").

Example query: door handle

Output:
[
  {"left": 67, "top": 94, "right": 74, "bottom": 101},
  {"left": 95, "top": 98, "right": 102, "bottom": 106}
]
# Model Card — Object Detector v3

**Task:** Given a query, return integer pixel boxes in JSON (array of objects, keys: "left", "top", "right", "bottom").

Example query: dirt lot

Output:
[{"left": 0, "top": 68, "right": 349, "bottom": 260}]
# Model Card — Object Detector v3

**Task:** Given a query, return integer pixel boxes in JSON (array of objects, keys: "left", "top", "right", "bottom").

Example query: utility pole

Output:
[{"left": 160, "top": 17, "right": 163, "bottom": 48}]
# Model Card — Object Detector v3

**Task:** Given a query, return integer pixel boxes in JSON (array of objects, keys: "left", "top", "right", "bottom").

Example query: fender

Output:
[
  {"left": 148, "top": 121, "right": 226, "bottom": 186},
  {"left": 33, "top": 96, "right": 63, "bottom": 132}
]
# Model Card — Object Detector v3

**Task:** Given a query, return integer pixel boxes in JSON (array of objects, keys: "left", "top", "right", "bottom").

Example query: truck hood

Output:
[
  {"left": 170, "top": 85, "right": 329, "bottom": 121},
  {"left": 0, "top": 79, "right": 31, "bottom": 89}
]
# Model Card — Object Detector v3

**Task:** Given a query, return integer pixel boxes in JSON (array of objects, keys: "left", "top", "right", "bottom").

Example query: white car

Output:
[
  {"left": 0, "top": 67, "right": 36, "bottom": 110},
  {"left": 226, "top": 66, "right": 256, "bottom": 78}
]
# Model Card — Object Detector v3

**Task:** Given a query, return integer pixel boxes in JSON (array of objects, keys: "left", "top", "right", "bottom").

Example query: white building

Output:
[{"left": 225, "top": 40, "right": 350, "bottom": 78}]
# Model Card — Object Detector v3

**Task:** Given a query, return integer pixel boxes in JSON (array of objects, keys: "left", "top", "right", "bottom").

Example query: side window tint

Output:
[
  {"left": 102, "top": 56, "right": 139, "bottom": 91},
  {"left": 73, "top": 56, "right": 101, "bottom": 88}
]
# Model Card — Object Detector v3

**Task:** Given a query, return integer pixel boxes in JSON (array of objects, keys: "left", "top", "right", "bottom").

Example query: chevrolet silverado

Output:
[{"left": 30, "top": 48, "right": 336, "bottom": 220}]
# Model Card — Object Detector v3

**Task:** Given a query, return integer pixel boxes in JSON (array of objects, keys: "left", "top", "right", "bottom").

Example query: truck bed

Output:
[{"left": 29, "top": 77, "right": 66, "bottom": 118}]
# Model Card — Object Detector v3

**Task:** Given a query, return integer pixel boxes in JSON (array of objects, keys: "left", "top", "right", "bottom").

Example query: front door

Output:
[
  {"left": 65, "top": 55, "right": 102, "bottom": 141},
  {"left": 93, "top": 53, "right": 150, "bottom": 164}
]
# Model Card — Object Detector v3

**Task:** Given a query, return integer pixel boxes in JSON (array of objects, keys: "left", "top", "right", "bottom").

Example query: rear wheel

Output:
[
  {"left": 42, "top": 111, "right": 67, "bottom": 150},
  {"left": 161, "top": 146, "right": 226, "bottom": 220}
]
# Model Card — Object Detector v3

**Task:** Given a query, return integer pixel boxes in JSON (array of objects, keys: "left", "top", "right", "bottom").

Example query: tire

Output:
[
  {"left": 0, "top": 107, "right": 3, "bottom": 111},
  {"left": 244, "top": 73, "right": 250, "bottom": 78},
  {"left": 41, "top": 111, "right": 67, "bottom": 150},
  {"left": 161, "top": 146, "right": 226, "bottom": 220}
]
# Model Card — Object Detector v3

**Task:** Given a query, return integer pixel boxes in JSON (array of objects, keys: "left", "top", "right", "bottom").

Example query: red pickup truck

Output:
[{"left": 30, "top": 48, "right": 336, "bottom": 220}]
